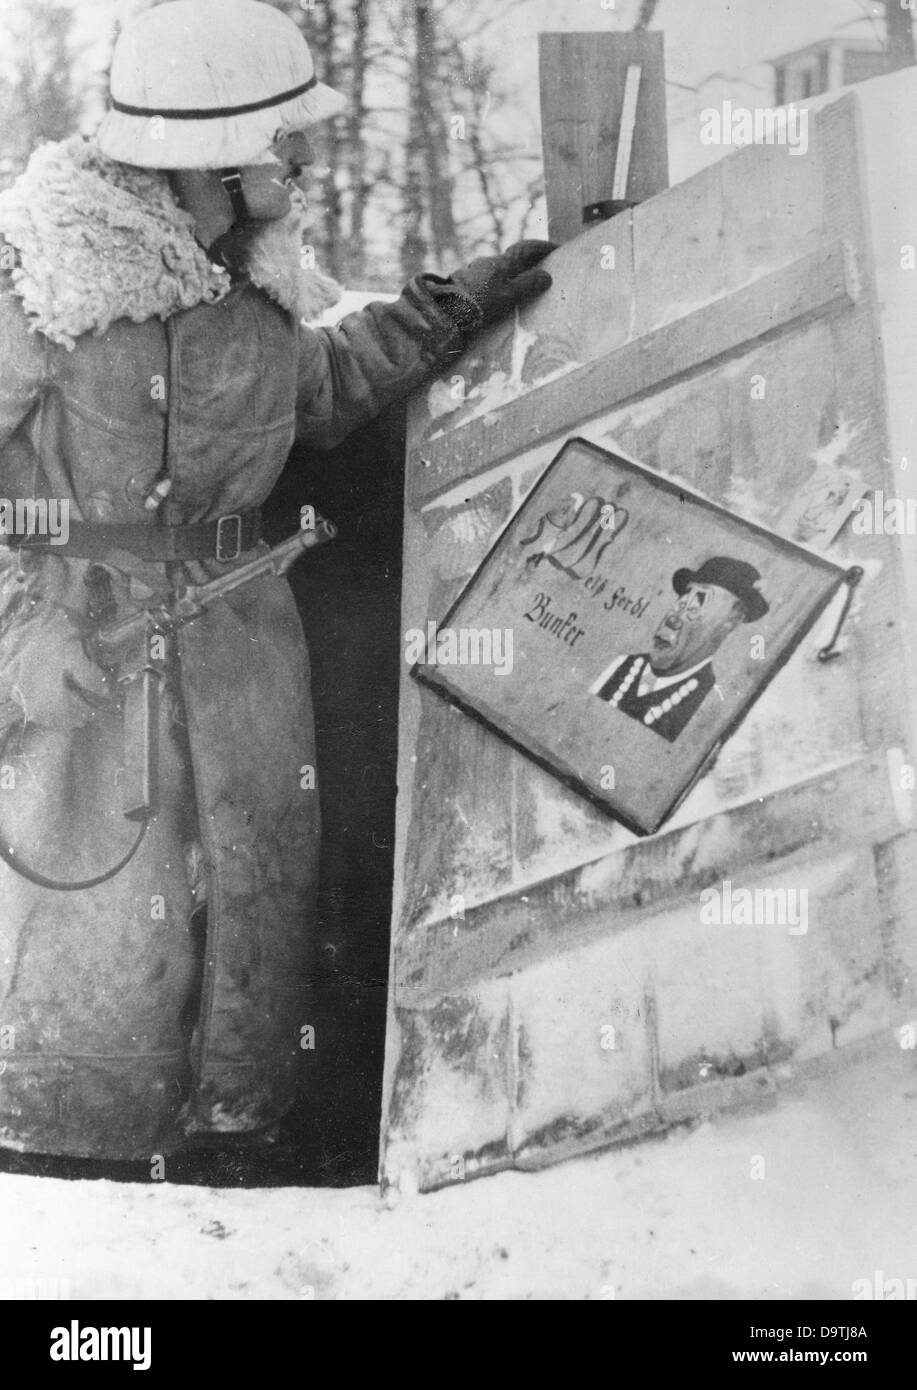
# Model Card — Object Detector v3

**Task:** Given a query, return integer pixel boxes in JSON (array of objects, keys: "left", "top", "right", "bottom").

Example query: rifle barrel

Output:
[
  {"left": 95, "top": 518, "right": 336, "bottom": 654},
  {"left": 175, "top": 519, "right": 336, "bottom": 616}
]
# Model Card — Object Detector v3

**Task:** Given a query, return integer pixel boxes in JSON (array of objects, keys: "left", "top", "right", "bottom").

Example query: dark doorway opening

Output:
[{"left": 263, "top": 403, "right": 407, "bottom": 1187}]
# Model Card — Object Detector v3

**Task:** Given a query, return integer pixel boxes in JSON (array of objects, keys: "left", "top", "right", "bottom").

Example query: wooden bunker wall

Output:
[{"left": 380, "top": 79, "right": 917, "bottom": 1192}]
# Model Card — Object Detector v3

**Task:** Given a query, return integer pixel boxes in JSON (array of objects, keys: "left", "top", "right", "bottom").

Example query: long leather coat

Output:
[{"left": 0, "top": 258, "right": 461, "bottom": 1159}]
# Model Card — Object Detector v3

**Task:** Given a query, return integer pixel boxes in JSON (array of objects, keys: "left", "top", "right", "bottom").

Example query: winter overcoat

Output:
[{"left": 0, "top": 138, "right": 463, "bottom": 1158}]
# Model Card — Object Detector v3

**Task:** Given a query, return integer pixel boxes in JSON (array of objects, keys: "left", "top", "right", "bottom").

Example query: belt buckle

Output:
[{"left": 215, "top": 513, "right": 242, "bottom": 563}]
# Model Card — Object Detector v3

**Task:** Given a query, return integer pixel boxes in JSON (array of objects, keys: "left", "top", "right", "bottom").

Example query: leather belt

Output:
[{"left": 6, "top": 510, "right": 261, "bottom": 563}]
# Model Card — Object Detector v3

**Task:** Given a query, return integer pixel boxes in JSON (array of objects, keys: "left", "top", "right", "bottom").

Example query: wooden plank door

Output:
[{"left": 380, "top": 85, "right": 917, "bottom": 1193}]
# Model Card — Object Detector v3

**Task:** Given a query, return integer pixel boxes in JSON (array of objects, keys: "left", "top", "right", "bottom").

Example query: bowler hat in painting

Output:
[{"left": 671, "top": 556, "right": 769, "bottom": 622}]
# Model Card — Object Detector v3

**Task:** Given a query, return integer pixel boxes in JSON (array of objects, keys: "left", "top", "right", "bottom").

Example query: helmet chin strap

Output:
[
  {"left": 207, "top": 167, "right": 256, "bottom": 273},
  {"left": 219, "top": 167, "right": 250, "bottom": 224}
]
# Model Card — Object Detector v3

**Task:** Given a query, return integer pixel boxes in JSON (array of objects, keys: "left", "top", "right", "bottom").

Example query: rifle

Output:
[
  {"left": 0, "top": 518, "right": 336, "bottom": 892},
  {"left": 94, "top": 517, "right": 336, "bottom": 661},
  {"left": 97, "top": 518, "right": 336, "bottom": 823}
]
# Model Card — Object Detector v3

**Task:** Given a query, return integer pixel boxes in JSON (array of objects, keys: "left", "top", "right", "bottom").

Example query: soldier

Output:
[{"left": 0, "top": 0, "right": 552, "bottom": 1162}]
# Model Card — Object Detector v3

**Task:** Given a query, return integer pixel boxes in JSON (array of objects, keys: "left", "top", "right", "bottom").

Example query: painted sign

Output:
[{"left": 412, "top": 437, "right": 849, "bottom": 834}]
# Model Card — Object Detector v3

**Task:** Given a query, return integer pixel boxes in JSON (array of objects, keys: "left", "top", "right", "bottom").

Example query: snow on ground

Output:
[
  {"left": 2, "top": 1040, "right": 916, "bottom": 1300},
  {"left": 315, "top": 288, "right": 396, "bottom": 325}
]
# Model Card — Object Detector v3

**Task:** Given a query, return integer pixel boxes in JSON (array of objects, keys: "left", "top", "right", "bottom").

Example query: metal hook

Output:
[{"left": 817, "top": 565, "right": 864, "bottom": 663}]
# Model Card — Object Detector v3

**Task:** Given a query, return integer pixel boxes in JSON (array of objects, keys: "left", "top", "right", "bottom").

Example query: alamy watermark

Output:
[
  {"left": 50, "top": 1321, "right": 151, "bottom": 1370},
  {"left": 700, "top": 879, "right": 808, "bottom": 935},
  {"left": 699, "top": 101, "right": 809, "bottom": 157},
  {"left": 0, "top": 498, "right": 70, "bottom": 545},
  {"left": 404, "top": 621, "right": 513, "bottom": 676},
  {"left": 0, "top": 1275, "right": 71, "bottom": 1300},
  {"left": 852, "top": 1270, "right": 917, "bottom": 1300},
  {"left": 851, "top": 491, "right": 917, "bottom": 536}
]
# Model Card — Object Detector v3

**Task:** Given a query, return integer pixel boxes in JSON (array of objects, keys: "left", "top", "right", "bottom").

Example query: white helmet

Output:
[{"left": 97, "top": 0, "right": 347, "bottom": 170}]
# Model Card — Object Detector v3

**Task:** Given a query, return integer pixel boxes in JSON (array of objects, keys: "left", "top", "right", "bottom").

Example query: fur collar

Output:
[{"left": 0, "top": 136, "right": 342, "bottom": 349}]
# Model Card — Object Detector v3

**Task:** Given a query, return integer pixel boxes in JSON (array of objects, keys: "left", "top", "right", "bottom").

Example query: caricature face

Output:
[{"left": 650, "top": 582, "right": 744, "bottom": 674}]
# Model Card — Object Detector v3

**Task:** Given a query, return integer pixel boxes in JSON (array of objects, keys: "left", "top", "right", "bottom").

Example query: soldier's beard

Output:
[{"left": 199, "top": 184, "right": 341, "bottom": 323}]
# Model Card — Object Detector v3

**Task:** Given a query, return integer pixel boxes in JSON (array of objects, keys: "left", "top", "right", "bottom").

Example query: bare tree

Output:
[
  {"left": 412, "top": 0, "right": 461, "bottom": 265},
  {"left": 267, "top": 0, "right": 545, "bottom": 282},
  {"left": 346, "top": 0, "right": 372, "bottom": 282},
  {"left": 440, "top": 35, "right": 526, "bottom": 251},
  {"left": 633, "top": 0, "right": 662, "bottom": 30},
  {"left": 0, "top": 0, "right": 82, "bottom": 187},
  {"left": 312, "top": 0, "right": 345, "bottom": 279},
  {"left": 402, "top": 56, "right": 430, "bottom": 279}
]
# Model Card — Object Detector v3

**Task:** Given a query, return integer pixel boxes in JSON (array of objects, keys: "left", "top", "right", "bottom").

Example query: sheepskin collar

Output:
[{"left": 0, "top": 136, "right": 342, "bottom": 349}]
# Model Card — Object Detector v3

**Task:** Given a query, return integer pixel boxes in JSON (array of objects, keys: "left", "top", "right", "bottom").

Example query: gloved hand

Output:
[{"left": 426, "top": 240, "right": 556, "bottom": 335}]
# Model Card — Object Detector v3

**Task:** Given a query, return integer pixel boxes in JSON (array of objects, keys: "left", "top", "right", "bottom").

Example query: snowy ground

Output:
[{"left": 2, "top": 1040, "right": 915, "bottom": 1301}]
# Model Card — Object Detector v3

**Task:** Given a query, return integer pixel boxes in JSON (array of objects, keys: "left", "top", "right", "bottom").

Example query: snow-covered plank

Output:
[
  {"left": 392, "top": 756, "right": 896, "bottom": 1003},
  {"left": 408, "top": 239, "right": 857, "bottom": 505}
]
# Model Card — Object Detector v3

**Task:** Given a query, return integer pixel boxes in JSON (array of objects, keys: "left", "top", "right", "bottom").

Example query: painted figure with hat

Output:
[
  {"left": 590, "top": 557, "right": 770, "bottom": 743},
  {"left": 0, "top": 0, "right": 554, "bottom": 1161}
]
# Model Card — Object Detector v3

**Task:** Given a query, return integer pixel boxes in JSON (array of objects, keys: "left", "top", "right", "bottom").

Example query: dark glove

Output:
[{"left": 427, "top": 239, "right": 556, "bottom": 335}]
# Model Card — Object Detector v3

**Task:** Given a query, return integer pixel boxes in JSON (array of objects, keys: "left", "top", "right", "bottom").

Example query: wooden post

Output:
[
  {"left": 538, "top": 31, "right": 669, "bottom": 246},
  {"left": 885, "top": 0, "right": 917, "bottom": 72}
]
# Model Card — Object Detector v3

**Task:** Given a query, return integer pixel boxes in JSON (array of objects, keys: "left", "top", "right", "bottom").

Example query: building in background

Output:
[{"left": 772, "top": 36, "right": 888, "bottom": 105}]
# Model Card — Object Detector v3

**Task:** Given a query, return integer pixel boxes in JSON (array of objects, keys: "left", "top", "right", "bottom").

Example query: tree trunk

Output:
[
  {"left": 402, "top": 95, "right": 428, "bottom": 278},
  {"left": 443, "top": 36, "right": 505, "bottom": 249},
  {"left": 313, "top": 0, "right": 344, "bottom": 281},
  {"left": 413, "top": 0, "right": 460, "bottom": 267},
  {"left": 345, "top": 0, "right": 372, "bottom": 283},
  {"left": 633, "top": 0, "right": 661, "bottom": 30}
]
